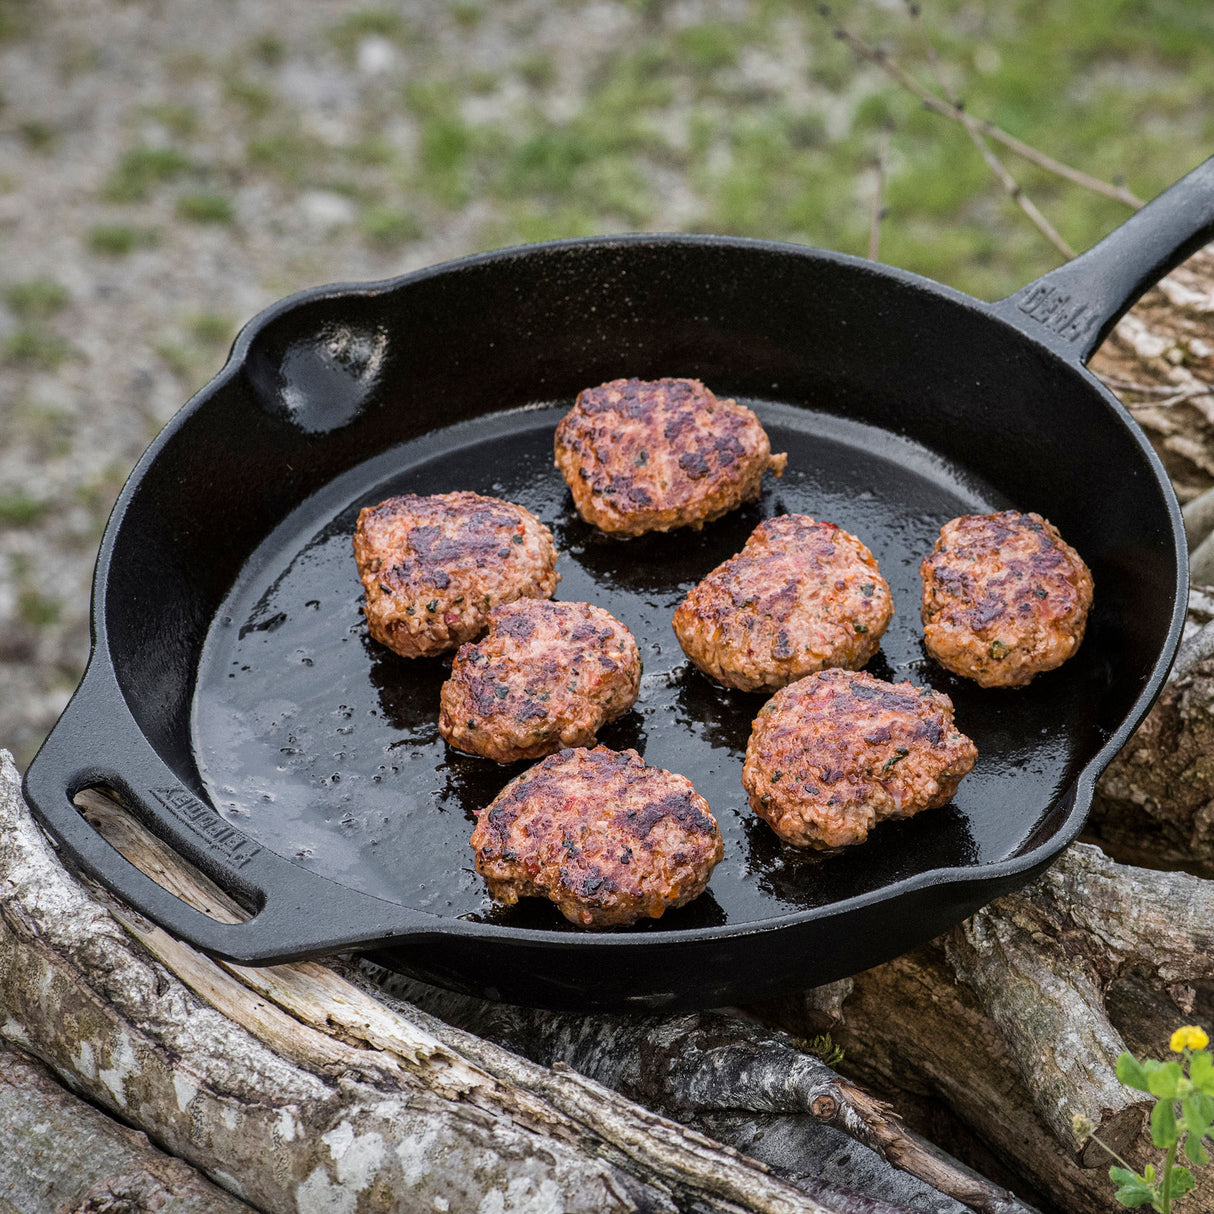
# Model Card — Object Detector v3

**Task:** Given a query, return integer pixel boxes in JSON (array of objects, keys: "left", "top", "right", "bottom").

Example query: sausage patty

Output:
[
  {"left": 920, "top": 510, "right": 1094, "bottom": 688},
  {"left": 742, "top": 668, "right": 978, "bottom": 850},
  {"left": 673, "top": 514, "right": 893, "bottom": 692},
  {"left": 553, "top": 377, "right": 787, "bottom": 535},
  {"left": 471, "top": 746, "right": 725, "bottom": 928},
  {"left": 353, "top": 491, "right": 559, "bottom": 658},
  {"left": 439, "top": 599, "right": 642, "bottom": 763}
]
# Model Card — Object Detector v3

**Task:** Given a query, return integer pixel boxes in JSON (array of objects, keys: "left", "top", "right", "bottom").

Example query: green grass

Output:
[
  {"left": 328, "top": 8, "right": 410, "bottom": 60},
  {"left": 36, "top": 0, "right": 1214, "bottom": 307},
  {"left": 141, "top": 103, "right": 199, "bottom": 137},
  {"left": 360, "top": 205, "right": 422, "bottom": 246},
  {"left": 4, "top": 328, "right": 69, "bottom": 369},
  {"left": 17, "top": 587, "right": 60, "bottom": 628},
  {"left": 224, "top": 75, "right": 276, "bottom": 120},
  {"left": 5, "top": 278, "right": 68, "bottom": 318},
  {"left": 86, "top": 223, "right": 159, "bottom": 256},
  {"left": 102, "top": 146, "right": 191, "bottom": 202},
  {"left": 0, "top": 492, "right": 44, "bottom": 526},
  {"left": 176, "top": 192, "right": 235, "bottom": 224}
]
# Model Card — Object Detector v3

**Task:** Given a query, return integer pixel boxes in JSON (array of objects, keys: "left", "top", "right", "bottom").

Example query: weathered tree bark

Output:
[
  {"left": 761, "top": 842, "right": 1214, "bottom": 1213},
  {"left": 0, "top": 1037, "right": 256, "bottom": 1214},
  {"left": 1, "top": 753, "right": 933, "bottom": 1214},
  {"left": 361, "top": 966, "right": 1033, "bottom": 1214},
  {"left": 1088, "top": 243, "right": 1214, "bottom": 504},
  {"left": 1090, "top": 604, "right": 1214, "bottom": 874}
]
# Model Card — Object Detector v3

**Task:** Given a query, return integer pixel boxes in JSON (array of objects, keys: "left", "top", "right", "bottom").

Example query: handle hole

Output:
[{"left": 74, "top": 786, "right": 256, "bottom": 923}]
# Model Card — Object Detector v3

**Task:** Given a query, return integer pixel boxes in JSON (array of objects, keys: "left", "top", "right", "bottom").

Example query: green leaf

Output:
[
  {"left": 1109, "top": 1165, "right": 1163, "bottom": 1210},
  {"left": 1170, "top": 1166, "right": 1196, "bottom": 1199},
  {"left": 1118, "top": 1053, "right": 1152, "bottom": 1092},
  {"left": 1151, "top": 1098, "right": 1178, "bottom": 1149},
  {"left": 1147, "top": 1061, "right": 1183, "bottom": 1101},
  {"left": 1183, "top": 1093, "right": 1211, "bottom": 1137},
  {"left": 1184, "top": 1131, "right": 1210, "bottom": 1167},
  {"left": 1111, "top": 1178, "right": 1157, "bottom": 1208},
  {"left": 1192, "top": 1051, "right": 1214, "bottom": 1093}
]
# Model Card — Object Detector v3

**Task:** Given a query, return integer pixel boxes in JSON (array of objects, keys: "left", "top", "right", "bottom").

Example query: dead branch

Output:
[
  {"left": 0, "top": 1038, "right": 256, "bottom": 1214},
  {"left": 899, "top": 1, "right": 1074, "bottom": 258},
  {"left": 816, "top": 5, "right": 1142, "bottom": 210}
]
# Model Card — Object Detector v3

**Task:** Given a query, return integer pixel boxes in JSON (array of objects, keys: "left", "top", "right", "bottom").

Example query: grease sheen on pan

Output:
[
  {"left": 438, "top": 598, "right": 642, "bottom": 763},
  {"left": 742, "top": 668, "right": 978, "bottom": 850},
  {"left": 553, "top": 376, "right": 787, "bottom": 535},
  {"left": 353, "top": 490, "right": 559, "bottom": 658},
  {"left": 673, "top": 514, "right": 893, "bottom": 692},
  {"left": 471, "top": 746, "right": 725, "bottom": 928},
  {"left": 920, "top": 510, "right": 1094, "bottom": 689}
]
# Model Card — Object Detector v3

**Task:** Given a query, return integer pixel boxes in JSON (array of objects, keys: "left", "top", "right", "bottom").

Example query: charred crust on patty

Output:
[
  {"left": 920, "top": 510, "right": 1094, "bottom": 688},
  {"left": 471, "top": 746, "right": 724, "bottom": 928},
  {"left": 742, "top": 668, "right": 977, "bottom": 850},
  {"left": 438, "top": 599, "right": 642, "bottom": 763},
  {"left": 673, "top": 514, "right": 893, "bottom": 692},
  {"left": 553, "top": 377, "right": 787, "bottom": 535},
  {"left": 353, "top": 490, "right": 559, "bottom": 658}
]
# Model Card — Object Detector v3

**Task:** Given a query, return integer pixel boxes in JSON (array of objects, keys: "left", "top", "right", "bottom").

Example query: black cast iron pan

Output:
[{"left": 23, "top": 158, "right": 1214, "bottom": 1011}]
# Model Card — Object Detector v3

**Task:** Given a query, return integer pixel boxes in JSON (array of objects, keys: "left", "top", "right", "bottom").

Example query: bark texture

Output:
[
  {"left": 1091, "top": 618, "right": 1214, "bottom": 874},
  {"left": 361, "top": 966, "right": 1032, "bottom": 1214},
  {"left": 0, "top": 1037, "right": 255, "bottom": 1214},
  {"left": 1088, "top": 243, "right": 1214, "bottom": 503},
  {"left": 0, "top": 754, "right": 932, "bottom": 1214},
  {"left": 762, "top": 843, "right": 1214, "bottom": 1214}
]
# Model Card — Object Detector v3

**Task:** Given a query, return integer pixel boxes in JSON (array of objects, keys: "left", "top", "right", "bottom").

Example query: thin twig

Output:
[
  {"left": 900, "top": 0, "right": 1074, "bottom": 259},
  {"left": 1096, "top": 372, "right": 1214, "bottom": 407},
  {"left": 868, "top": 127, "right": 891, "bottom": 261},
  {"left": 818, "top": 4, "right": 1143, "bottom": 210}
]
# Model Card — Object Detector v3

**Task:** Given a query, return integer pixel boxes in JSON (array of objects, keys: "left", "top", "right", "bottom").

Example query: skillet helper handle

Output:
[
  {"left": 22, "top": 662, "right": 422, "bottom": 964},
  {"left": 993, "top": 154, "right": 1214, "bottom": 365}
]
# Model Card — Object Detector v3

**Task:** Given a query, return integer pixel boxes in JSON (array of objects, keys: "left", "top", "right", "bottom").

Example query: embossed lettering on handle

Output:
[
  {"left": 1015, "top": 284, "right": 1099, "bottom": 344},
  {"left": 149, "top": 786, "right": 262, "bottom": 869}
]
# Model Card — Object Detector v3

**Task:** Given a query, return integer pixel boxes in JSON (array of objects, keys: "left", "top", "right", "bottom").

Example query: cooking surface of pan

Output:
[
  {"left": 192, "top": 402, "right": 1090, "bottom": 931},
  {"left": 24, "top": 156, "right": 1214, "bottom": 1009}
]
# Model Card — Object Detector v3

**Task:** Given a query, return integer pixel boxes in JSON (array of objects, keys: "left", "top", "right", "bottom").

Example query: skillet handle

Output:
[
  {"left": 991, "top": 154, "right": 1214, "bottom": 365},
  {"left": 22, "top": 660, "right": 428, "bottom": 964}
]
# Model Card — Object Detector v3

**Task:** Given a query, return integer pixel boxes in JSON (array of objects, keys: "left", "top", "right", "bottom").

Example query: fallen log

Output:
[
  {"left": 362, "top": 966, "right": 1032, "bottom": 1214},
  {"left": 0, "top": 1037, "right": 255, "bottom": 1214},
  {"left": 0, "top": 751, "right": 932, "bottom": 1214},
  {"left": 1090, "top": 602, "right": 1214, "bottom": 874},
  {"left": 1088, "top": 243, "right": 1214, "bottom": 504},
  {"left": 67, "top": 769, "right": 1031, "bottom": 1214},
  {"left": 761, "top": 842, "right": 1214, "bottom": 1213}
]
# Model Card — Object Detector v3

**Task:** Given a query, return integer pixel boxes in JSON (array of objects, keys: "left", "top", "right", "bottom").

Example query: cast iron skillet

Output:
[{"left": 23, "top": 158, "right": 1214, "bottom": 1011}]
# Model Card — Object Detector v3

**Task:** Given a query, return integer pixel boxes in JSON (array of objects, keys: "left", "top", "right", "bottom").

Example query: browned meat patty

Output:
[
  {"left": 742, "top": 668, "right": 977, "bottom": 850},
  {"left": 471, "top": 746, "right": 724, "bottom": 928},
  {"left": 553, "top": 377, "right": 787, "bottom": 535},
  {"left": 353, "top": 491, "right": 559, "bottom": 658},
  {"left": 438, "top": 599, "right": 642, "bottom": 762},
  {"left": 920, "top": 510, "right": 1094, "bottom": 689},
  {"left": 672, "top": 514, "right": 893, "bottom": 692}
]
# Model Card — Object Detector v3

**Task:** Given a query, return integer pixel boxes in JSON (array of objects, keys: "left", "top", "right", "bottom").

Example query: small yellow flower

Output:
[{"left": 1169, "top": 1025, "right": 1210, "bottom": 1053}]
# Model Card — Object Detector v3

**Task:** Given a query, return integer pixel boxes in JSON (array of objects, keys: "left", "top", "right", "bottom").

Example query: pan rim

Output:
[{"left": 85, "top": 231, "right": 1188, "bottom": 952}]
